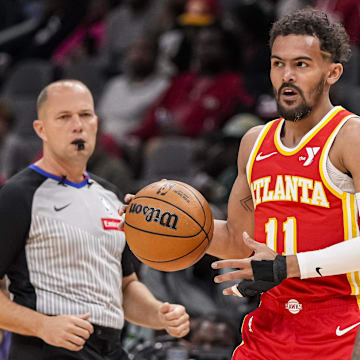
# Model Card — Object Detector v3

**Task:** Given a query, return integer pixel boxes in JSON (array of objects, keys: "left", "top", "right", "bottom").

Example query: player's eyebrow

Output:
[{"left": 271, "top": 55, "right": 313, "bottom": 61}]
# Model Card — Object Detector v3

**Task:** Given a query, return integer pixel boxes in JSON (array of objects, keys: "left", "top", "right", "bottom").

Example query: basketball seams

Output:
[
  {"left": 172, "top": 181, "right": 206, "bottom": 227},
  {"left": 133, "top": 194, "right": 210, "bottom": 238},
  {"left": 173, "top": 181, "right": 214, "bottom": 238},
  {"left": 124, "top": 220, "right": 203, "bottom": 238},
  {"left": 136, "top": 235, "right": 209, "bottom": 264},
  {"left": 131, "top": 215, "right": 214, "bottom": 264}
]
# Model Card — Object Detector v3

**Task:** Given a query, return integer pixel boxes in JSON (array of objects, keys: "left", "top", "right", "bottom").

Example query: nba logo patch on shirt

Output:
[
  {"left": 102, "top": 218, "right": 121, "bottom": 230},
  {"left": 285, "top": 299, "right": 302, "bottom": 314}
]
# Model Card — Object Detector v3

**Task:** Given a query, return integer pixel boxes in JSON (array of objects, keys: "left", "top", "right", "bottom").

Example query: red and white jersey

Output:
[{"left": 247, "top": 106, "right": 360, "bottom": 304}]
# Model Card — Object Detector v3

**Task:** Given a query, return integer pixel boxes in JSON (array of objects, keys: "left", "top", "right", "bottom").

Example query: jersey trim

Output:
[
  {"left": 274, "top": 106, "right": 343, "bottom": 156},
  {"left": 319, "top": 115, "right": 357, "bottom": 198},
  {"left": 29, "top": 165, "right": 90, "bottom": 188},
  {"left": 342, "top": 192, "right": 360, "bottom": 306},
  {"left": 246, "top": 121, "right": 275, "bottom": 185},
  {"left": 233, "top": 313, "right": 248, "bottom": 354}
]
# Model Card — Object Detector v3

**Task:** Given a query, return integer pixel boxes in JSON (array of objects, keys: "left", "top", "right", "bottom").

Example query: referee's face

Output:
[{"left": 35, "top": 82, "right": 98, "bottom": 164}]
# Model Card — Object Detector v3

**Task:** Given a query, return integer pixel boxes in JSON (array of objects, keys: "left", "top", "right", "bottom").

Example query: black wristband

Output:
[
  {"left": 251, "top": 260, "right": 274, "bottom": 282},
  {"left": 235, "top": 255, "right": 287, "bottom": 298},
  {"left": 273, "top": 255, "right": 287, "bottom": 283}
]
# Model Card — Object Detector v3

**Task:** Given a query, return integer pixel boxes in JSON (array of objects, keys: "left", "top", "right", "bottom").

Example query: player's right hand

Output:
[
  {"left": 118, "top": 193, "right": 135, "bottom": 229},
  {"left": 39, "top": 313, "right": 94, "bottom": 351}
]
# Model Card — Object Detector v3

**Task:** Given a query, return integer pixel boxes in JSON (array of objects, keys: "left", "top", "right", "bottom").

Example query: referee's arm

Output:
[
  {"left": 0, "top": 284, "right": 94, "bottom": 351},
  {"left": 122, "top": 272, "right": 190, "bottom": 338},
  {"left": 0, "top": 182, "right": 94, "bottom": 351}
]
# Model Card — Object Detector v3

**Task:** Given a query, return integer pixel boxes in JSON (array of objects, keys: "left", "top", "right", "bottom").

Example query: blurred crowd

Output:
[{"left": 0, "top": 0, "right": 359, "bottom": 358}]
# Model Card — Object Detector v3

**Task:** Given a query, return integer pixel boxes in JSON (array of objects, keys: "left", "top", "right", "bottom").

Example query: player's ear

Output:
[
  {"left": 33, "top": 119, "right": 47, "bottom": 141},
  {"left": 326, "top": 63, "right": 343, "bottom": 85}
]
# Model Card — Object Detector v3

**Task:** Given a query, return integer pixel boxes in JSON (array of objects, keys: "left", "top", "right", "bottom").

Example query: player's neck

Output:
[
  {"left": 35, "top": 156, "right": 87, "bottom": 183},
  {"left": 281, "top": 99, "right": 334, "bottom": 148}
]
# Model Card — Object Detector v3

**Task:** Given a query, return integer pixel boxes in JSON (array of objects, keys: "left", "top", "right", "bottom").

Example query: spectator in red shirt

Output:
[{"left": 130, "top": 24, "right": 253, "bottom": 140}]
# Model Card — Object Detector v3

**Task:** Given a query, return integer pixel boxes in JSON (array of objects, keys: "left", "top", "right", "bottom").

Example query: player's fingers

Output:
[
  {"left": 243, "top": 232, "right": 261, "bottom": 250},
  {"left": 222, "top": 286, "right": 241, "bottom": 296},
  {"left": 214, "top": 269, "right": 253, "bottom": 283},
  {"left": 211, "top": 259, "right": 251, "bottom": 270},
  {"left": 118, "top": 206, "right": 126, "bottom": 217},
  {"left": 124, "top": 194, "right": 135, "bottom": 204}
]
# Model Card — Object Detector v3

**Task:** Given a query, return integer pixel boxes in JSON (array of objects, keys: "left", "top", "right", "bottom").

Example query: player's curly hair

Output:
[{"left": 269, "top": 9, "right": 351, "bottom": 64}]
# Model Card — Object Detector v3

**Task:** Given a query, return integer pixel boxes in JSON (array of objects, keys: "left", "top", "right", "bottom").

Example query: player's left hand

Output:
[
  {"left": 212, "top": 232, "right": 280, "bottom": 296},
  {"left": 158, "top": 302, "right": 190, "bottom": 338}
]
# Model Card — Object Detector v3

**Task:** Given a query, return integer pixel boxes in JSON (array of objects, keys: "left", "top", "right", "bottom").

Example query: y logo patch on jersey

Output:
[{"left": 299, "top": 147, "right": 320, "bottom": 166}]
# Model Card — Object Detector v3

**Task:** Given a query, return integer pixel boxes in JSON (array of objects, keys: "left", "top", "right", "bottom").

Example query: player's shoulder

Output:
[
  {"left": 239, "top": 123, "right": 267, "bottom": 155},
  {"left": 241, "top": 124, "right": 266, "bottom": 143},
  {"left": 336, "top": 112, "right": 360, "bottom": 141}
]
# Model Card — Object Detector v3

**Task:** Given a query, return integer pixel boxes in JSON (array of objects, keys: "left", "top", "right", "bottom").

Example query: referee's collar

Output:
[{"left": 29, "top": 164, "right": 90, "bottom": 188}]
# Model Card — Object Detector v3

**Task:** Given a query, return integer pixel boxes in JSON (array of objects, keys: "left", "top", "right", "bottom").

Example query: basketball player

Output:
[
  {"left": 0, "top": 80, "right": 190, "bottom": 360},
  {"left": 205, "top": 8, "right": 360, "bottom": 360}
]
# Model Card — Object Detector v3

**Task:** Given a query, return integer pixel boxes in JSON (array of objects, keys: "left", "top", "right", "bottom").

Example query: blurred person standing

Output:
[
  {"left": 0, "top": 79, "right": 190, "bottom": 360},
  {"left": 97, "top": 35, "right": 169, "bottom": 148},
  {"left": 158, "top": 0, "right": 222, "bottom": 75},
  {"left": 102, "top": 0, "right": 162, "bottom": 76}
]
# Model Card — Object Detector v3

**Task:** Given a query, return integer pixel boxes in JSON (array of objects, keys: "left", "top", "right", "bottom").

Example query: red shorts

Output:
[{"left": 233, "top": 293, "right": 360, "bottom": 360}]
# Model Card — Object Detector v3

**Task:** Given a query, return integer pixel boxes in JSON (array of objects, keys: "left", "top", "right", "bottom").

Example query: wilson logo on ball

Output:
[{"left": 129, "top": 202, "right": 179, "bottom": 230}]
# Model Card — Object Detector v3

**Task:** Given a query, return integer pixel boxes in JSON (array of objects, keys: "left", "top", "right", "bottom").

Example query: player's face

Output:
[
  {"left": 270, "top": 35, "right": 330, "bottom": 122},
  {"left": 35, "top": 84, "right": 98, "bottom": 163}
]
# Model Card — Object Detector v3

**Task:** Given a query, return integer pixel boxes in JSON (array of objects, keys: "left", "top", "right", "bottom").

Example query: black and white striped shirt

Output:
[{"left": 0, "top": 165, "right": 134, "bottom": 329}]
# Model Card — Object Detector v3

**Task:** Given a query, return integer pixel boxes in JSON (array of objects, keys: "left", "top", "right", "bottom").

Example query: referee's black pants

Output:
[{"left": 8, "top": 324, "right": 129, "bottom": 360}]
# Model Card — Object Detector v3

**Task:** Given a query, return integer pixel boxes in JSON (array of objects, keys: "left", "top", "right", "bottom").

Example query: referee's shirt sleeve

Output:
[
  {"left": 121, "top": 243, "right": 135, "bottom": 276},
  {"left": 0, "top": 182, "right": 31, "bottom": 278}
]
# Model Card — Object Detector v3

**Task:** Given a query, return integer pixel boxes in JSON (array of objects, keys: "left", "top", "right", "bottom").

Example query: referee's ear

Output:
[{"left": 33, "top": 119, "right": 47, "bottom": 142}]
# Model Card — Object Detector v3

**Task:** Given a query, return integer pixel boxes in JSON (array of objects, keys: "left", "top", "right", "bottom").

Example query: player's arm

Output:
[
  {"left": 122, "top": 273, "right": 190, "bottom": 338},
  {"left": 295, "top": 117, "right": 360, "bottom": 279},
  {"left": 206, "top": 126, "right": 263, "bottom": 260},
  {"left": 212, "top": 117, "right": 360, "bottom": 296}
]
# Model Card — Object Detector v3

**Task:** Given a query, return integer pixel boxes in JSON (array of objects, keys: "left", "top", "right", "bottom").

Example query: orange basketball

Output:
[{"left": 124, "top": 180, "right": 214, "bottom": 271}]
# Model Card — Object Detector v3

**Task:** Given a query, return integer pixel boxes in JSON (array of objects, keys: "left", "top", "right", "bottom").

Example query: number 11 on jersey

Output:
[{"left": 265, "top": 217, "right": 297, "bottom": 255}]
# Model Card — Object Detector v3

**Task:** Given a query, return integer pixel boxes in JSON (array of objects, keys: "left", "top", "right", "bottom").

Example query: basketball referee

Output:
[{"left": 0, "top": 80, "right": 190, "bottom": 360}]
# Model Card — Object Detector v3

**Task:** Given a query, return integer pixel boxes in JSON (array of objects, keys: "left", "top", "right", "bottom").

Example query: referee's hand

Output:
[
  {"left": 159, "top": 302, "right": 190, "bottom": 338},
  {"left": 39, "top": 313, "right": 94, "bottom": 351}
]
